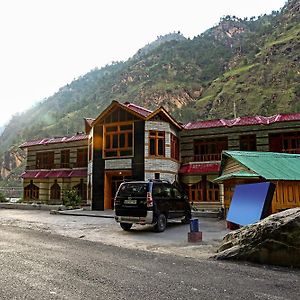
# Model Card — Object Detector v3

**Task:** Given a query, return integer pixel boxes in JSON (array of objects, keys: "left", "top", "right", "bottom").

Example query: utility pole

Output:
[{"left": 233, "top": 100, "right": 237, "bottom": 119}]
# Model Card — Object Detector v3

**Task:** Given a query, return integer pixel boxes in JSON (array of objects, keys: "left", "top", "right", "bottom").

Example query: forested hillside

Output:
[{"left": 0, "top": 0, "right": 299, "bottom": 186}]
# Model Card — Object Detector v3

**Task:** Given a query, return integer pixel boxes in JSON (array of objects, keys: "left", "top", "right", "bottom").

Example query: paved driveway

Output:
[{"left": 0, "top": 209, "right": 228, "bottom": 259}]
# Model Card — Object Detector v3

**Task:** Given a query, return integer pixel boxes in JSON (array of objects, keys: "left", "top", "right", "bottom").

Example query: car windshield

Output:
[{"left": 117, "top": 183, "right": 147, "bottom": 197}]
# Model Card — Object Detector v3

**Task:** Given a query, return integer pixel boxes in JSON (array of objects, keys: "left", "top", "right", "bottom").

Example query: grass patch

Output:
[{"left": 223, "top": 64, "right": 258, "bottom": 78}]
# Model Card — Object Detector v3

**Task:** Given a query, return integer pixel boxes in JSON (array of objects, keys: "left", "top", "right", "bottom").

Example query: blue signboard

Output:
[{"left": 226, "top": 182, "right": 275, "bottom": 226}]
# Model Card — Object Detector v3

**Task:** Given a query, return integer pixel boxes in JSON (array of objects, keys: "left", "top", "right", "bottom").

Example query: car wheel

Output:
[
  {"left": 154, "top": 213, "right": 167, "bottom": 232},
  {"left": 120, "top": 223, "right": 132, "bottom": 231}
]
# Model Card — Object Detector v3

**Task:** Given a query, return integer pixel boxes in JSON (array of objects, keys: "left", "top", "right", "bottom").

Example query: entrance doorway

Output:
[{"left": 104, "top": 170, "right": 132, "bottom": 209}]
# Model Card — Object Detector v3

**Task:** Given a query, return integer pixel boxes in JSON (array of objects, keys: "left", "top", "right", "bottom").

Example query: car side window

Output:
[
  {"left": 163, "top": 184, "right": 172, "bottom": 198},
  {"left": 152, "top": 183, "right": 164, "bottom": 197},
  {"left": 171, "top": 187, "right": 182, "bottom": 199},
  {"left": 152, "top": 183, "right": 172, "bottom": 198}
]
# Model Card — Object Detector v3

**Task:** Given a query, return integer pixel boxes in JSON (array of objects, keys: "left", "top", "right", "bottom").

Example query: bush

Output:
[
  {"left": 62, "top": 189, "right": 81, "bottom": 208},
  {"left": 0, "top": 192, "right": 8, "bottom": 203}
]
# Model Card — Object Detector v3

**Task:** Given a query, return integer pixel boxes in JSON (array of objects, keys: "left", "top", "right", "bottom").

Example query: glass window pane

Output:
[
  {"left": 158, "top": 139, "right": 164, "bottom": 155},
  {"left": 128, "top": 133, "right": 133, "bottom": 147},
  {"left": 106, "top": 126, "right": 117, "bottom": 132},
  {"left": 106, "top": 135, "right": 110, "bottom": 149},
  {"left": 120, "top": 124, "right": 132, "bottom": 131},
  {"left": 120, "top": 150, "right": 132, "bottom": 156},
  {"left": 106, "top": 151, "right": 117, "bottom": 157},
  {"left": 111, "top": 110, "right": 118, "bottom": 122},
  {"left": 120, "top": 133, "right": 125, "bottom": 148},
  {"left": 113, "top": 134, "right": 118, "bottom": 148},
  {"left": 150, "top": 138, "right": 155, "bottom": 155}
]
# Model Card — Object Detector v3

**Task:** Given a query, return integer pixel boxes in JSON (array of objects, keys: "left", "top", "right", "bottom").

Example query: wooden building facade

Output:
[
  {"left": 20, "top": 101, "right": 300, "bottom": 211},
  {"left": 179, "top": 114, "right": 300, "bottom": 211},
  {"left": 215, "top": 151, "right": 300, "bottom": 215},
  {"left": 86, "top": 101, "right": 181, "bottom": 210},
  {"left": 20, "top": 134, "right": 88, "bottom": 205}
]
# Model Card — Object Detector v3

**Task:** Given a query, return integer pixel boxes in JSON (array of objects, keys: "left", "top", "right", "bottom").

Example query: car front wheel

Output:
[
  {"left": 120, "top": 223, "right": 132, "bottom": 231},
  {"left": 154, "top": 213, "right": 167, "bottom": 232}
]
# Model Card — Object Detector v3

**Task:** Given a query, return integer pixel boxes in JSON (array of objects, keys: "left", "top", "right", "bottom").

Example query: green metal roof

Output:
[
  {"left": 220, "top": 151, "right": 300, "bottom": 181},
  {"left": 214, "top": 170, "right": 260, "bottom": 183}
]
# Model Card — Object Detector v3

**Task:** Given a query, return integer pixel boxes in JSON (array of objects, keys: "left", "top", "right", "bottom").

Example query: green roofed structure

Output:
[{"left": 215, "top": 151, "right": 300, "bottom": 215}]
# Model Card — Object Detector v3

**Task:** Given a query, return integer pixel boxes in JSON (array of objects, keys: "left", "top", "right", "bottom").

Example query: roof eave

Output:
[
  {"left": 146, "top": 107, "right": 182, "bottom": 130},
  {"left": 91, "top": 101, "right": 147, "bottom": 127}
]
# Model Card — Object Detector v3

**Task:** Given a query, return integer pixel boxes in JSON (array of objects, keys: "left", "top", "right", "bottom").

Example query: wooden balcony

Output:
[
  {"left": 26, "top": 162, "right": 88, "bottom": 170},
  {"left": 282, "top": 148, "right": 300, "bottom": 154},
  {"left": 193, "top": 153, "right": 221, "bottom": 162},
  {"left": 181, "top": 153, "right": 222, "bottom": 164}
]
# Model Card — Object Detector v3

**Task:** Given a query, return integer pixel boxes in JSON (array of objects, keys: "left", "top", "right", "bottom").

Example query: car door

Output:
[
  {"left": 170, "top": 186, "right": 185, "bottom": 218},
  {"left": 153, "top": 183, "right": 170, "bottom": 216}
]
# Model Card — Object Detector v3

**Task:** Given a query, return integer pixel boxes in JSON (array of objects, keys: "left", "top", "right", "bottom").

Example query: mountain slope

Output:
[{"left": 192, "top": 0, "right": 300, "bottom": 119}]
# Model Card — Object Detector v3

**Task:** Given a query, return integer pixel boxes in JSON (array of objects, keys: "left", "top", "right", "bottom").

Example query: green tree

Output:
[{"left": 62, "top": 189, "right": 81, "bottom": 208}]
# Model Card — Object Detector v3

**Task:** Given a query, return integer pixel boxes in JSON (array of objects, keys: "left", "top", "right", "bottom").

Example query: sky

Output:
[{"left": 0, "top": 0, "right": 287, "bottom": 128}]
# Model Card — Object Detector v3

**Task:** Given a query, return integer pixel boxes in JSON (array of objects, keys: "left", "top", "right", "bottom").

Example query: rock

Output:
[{"left": 214, "top": 208, "right": 300, "bottom": 267}]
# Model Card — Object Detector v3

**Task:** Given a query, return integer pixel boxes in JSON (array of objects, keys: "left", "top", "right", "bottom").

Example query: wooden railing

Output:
[
  {"left": 282, "top": 148, "right": 300, "bottom": 154},
  {"left": 193, "top": 153, "right": 221, "bottom": 162}
]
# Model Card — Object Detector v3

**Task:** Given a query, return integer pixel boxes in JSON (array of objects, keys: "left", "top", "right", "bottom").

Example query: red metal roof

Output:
[
  {"left": 69, "top": 169, "right": 87, "bottom": 177},
  {"left": 21, "top": 170, "right": 40, "bottom": 179},
  {"left": 179, "top": 163, "right": 220, "bottom": 174},
  {"left": 46, "top": 170, "right": 72, "bottom": 178},
  {"left": 123, "top": 102, "right": 153, "bottom": 118},
  {"left": 21, "top": 169, "right": 87, "bottom": 179},
  {"left": 19, "top": 133, "right": 88, "bottom": 148},
  {"left": 183, "top": 113, "right": 300, "bottom": 130}
]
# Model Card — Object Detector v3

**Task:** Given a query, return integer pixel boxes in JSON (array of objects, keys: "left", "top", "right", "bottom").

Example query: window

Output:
[
  {"left": 152, "top": 183, "right": 170, "bottom": 198},
  {"left": 36, "top": 151, "right": 54, "bottom": 169},
  {"left": 60, "top": 150, "right": 70, "bottom": 168},
  {"left": 104, "top": 108, "right": 134, "bottom": 124},
  {"left": 24, "top": 180, "right": 39, "bottom": 200},
  {"left": 149, "top": 131, "right": 165, "bottom": 157},
  {"left": 171, "top": 134, "right": 179, "bottom": 160},
  {"left": 104, "top": 123, "right": 133, "bottom": 158},
  {"left": 74, "top": 179, "right": 87, "bottom": 201},
  {"left": 240, "top": 135, "right": 256, "bottom": 151},
  {"left": 269, "top": 132, "right": 300, "bottom": 153},
  {"left": 283, "top": 133, "right": 300, "bottom": 153},
  {"left": 50, "top": 180, "right": 61, "bottom": 200},
  {"left": 77, "top": 148, "right": 88, "bottom": 167},
  {"left": 187, "top": 177, "right": 219, "bottom": 202},
  {"left": 194, "top": 137, "right": 227, "bottom": 161}
]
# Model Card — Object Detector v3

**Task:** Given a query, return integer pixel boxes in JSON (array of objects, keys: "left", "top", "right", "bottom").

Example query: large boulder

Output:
[{"left": 214, "top": 208, "right": 300, "bottom": 267}]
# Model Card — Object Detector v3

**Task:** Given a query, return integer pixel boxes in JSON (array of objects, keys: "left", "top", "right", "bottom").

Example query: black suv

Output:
[{"left": 114, "top": 179, "right": 191, "bottom": 232}]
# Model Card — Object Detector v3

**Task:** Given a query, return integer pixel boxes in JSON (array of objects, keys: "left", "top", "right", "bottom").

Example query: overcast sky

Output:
[{"left": 0, "top": 0, "right": 286, "bottom": 128}]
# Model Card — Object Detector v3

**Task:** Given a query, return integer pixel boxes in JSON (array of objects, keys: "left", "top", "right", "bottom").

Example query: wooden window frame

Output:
[
  {"left": 171, "top": 133, "right": 179, "bottom": 161},
  {"left": 282, "top": 132, "right": 300, "bottom": 154},
  {"left": 24, "top": 181, "right": 39, "bottom": 200},
  {"left": 60, "top": 149, "right": 70, "bottom": 168},
  {"left": 103, "top": 122, "right": 134, "bottom": 158},
  {"left": 77, "top": 148, "right": 88, "bottom": 167},
  {"left": 50, "top": 180, "right": 61, "bottom": 200},
  {"left": 194, "top": 137, "right": 228, "bottom": 162},
  {"left": 187, "top": 177, "right": 219, "bottom": 202},
  {"left": 149, "top": 130, "right": 165, "bottom": 157},
  {"left": 36, "top": 151, "right": 54, "bottom": 169},
  {"left": 239, "top": 134, "right": 257, "bottom": 151},
  {"left": 74, "top": 179, "right": 87, "bottom": 201},
  {"left": 269, "top": 132, "right": 300, "bottom": 154}
]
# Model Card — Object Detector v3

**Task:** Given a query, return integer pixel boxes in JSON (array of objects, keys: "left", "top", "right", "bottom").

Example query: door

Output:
[{"left": 104, "top": 171, "right": 132, "bottom": 209}]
